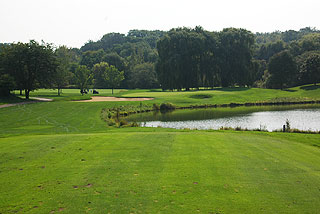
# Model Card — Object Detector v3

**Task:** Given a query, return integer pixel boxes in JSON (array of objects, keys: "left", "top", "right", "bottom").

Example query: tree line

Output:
[
  {"left": 156, "top": 27, "right": 320, "bottom": 90},
  {"left": 1, "top": 27, "right": 319, "bottom": 97},
  {"left": 0, "top": 41, "right": 124, "bottom": 98}
]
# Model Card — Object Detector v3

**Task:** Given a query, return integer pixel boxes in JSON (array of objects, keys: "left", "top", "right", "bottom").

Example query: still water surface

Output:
[{"left": 126, "top": 105, "right": 320, "bottom": 131}]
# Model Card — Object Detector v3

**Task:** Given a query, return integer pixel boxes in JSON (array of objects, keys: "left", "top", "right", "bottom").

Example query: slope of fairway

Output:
[{"left": 1, "top": 131, "right": 320, "bottom": 213}]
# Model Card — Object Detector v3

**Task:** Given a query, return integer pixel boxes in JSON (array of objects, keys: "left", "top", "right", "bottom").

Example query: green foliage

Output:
[
  {"left": 160, "top": 102, "right": 176, "bottom": 111},
  {"left": 299, "top": 52, "right": 320, "bottom": 85},
  {"left": 104, "top": 65, "right": 124, "bottom": 94},
  {"left": 152, "top": 103, "right": 160, "bottom": 111},
  {"left": 0, "top": 40, "right": 58, "bottom": 99},
  {"left": 80, "top": 49, "right": 105, "bottom": 68},
  {"left": 0, "top": 74, "right": 15, "bottom": 96},
  {"left": 92, "top": 62, "right": 124, "bottom": 93},
  {"left": 267, "top": 51, "right": 297, "bottom": 89},
  {"left": 74, "top": 65, "right": 93, "bottom": 94},
  {"left": 256, "top": 41, "right": 286, "bottom": 61},
  {"left": 156, "top": 27, "right": 255, "bottom": 90},
  {"left": 129, "top": 63, "right": 159, "bottom": 89},
  {"left": 54, "top": 46, "right": 74, "bottom": 95},
  {"left": 219, "top": 28, "right": 255, "bottom": 87}
]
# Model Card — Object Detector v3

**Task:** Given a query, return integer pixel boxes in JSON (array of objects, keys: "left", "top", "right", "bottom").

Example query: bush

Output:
[
  {"left": 160, "top": 103, "right": 176, "bottom": 111},
  {"left": 107, "top": 119, "right": 116, "bottom": 126},
  {"left": 152, "top": 103, "right": 160, "bottom": 111},
  {"left": 119, "top": 120, "right": 128, "bottom": 126}
]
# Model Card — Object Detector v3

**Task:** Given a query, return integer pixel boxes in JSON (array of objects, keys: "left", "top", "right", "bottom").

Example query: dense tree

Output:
[
  {"left": 55, "top": 46, "right": 73, "bottom": 96},
  {"left": 93, "top": 62, "right": 124, "bottom": 94},
  {"left": 299, "top": 52, "right": 320, "bottom": 85},
  {"left": 219, "top": 28, "right": 255, "bottom": 87},
  {"left": 0, "top": 74, "right": 15, "bottom": 96},
  {"left": 74, "top": 65, "right": 93, "bottom": 95},
  {"left": 80, "top": 49, "right": 105, "bottom": 68},
  {"left": 128, "top": 63, "right": 159, "bottom": 89},
  {"left": 256, "top": 41, "right": 286, "bottom": 61},
  {"left": 92, "top": 62, "right": 108, "bottom": 88},
  {"left": 267, "top": 51, "right": 297, "bottom": 89},
  {"left": 0, "top": 40, "right": 57, "bottom": 99},
  {"left": 102, "top": 53, "right": 126, "bottom": 73},
  {"left": 156, "top": 27, "right": 256, "bottom": 90},
  {"left": 104, "top": 65, "right": 124, "bottom": 94}
]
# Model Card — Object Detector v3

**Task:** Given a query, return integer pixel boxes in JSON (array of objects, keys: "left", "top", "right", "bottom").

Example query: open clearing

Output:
[{"left": 74, "top": 96, "right": 154, "bottom": 102}]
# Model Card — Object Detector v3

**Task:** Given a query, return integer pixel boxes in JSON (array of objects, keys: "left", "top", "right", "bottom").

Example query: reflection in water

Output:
[{"left": 127, "top": 105, "right": 320, "bottom": 131}]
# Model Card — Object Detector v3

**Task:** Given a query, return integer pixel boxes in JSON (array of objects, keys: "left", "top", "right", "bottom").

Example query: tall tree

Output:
[
  {"left": 74, "top": 65, "right": 93, "bottom": 95},
  {"left": 128, "top": 63, "right": 159, "bottom": 89},
  {"left": 219, "top": 28, "right": 255, "bottom": 87},
  {"left": 80, "top": 49, "right": 105, "bottom": 68},
  {"left": 0, "top": 40, "right": 57, "bottom": 99},
  {"left": 267, "top": 51, "right": 297, "bottom": 89},
  {"left": 93, "top": 62, "right": 124, "bottom": 94},
  {"left": 300, "top": 52, "right": 320, "bottom": 85},
  {"left": 55, "top": 46, "right": 73, "bottom": 96},
  {"left": 105, "top": 65, "right": 124, "bottom": 94}
]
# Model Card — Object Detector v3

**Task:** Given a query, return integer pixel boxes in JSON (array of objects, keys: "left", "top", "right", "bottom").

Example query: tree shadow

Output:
[
  {"left": 215, "top": 87, "right": 250, "bottom": 92},
  {"left": 300, "top": 85, "right": 320, "bottom": 91},
  {"left": 283, "top": 89, "right": 297, "bottom": 92}
]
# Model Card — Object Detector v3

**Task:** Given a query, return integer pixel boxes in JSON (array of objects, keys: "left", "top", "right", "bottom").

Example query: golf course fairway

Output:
[{"left": 1, "top": 86, "right": 320, "bottom": 213}]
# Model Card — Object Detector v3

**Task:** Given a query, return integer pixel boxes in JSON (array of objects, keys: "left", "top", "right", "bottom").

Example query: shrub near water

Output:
[{"left": 160, "top": 102, "right": 176, "bottom": 111}]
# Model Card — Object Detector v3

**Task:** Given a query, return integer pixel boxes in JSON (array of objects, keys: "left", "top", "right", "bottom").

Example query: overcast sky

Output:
[{"left": 1, "top": 0, "right": 319, "bottom": 48}]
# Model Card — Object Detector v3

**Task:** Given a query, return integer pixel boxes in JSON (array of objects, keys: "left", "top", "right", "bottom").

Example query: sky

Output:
[{"left": 0, "top": 0, "right": 319, "bottom": 48}]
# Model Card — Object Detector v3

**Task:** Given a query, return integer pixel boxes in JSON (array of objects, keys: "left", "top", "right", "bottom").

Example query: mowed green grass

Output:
[
  {"left": 1, "top": 85, "right": 320, "bottom": 213},
  {"left": 122, "top": 85, "right": 320, "bottom": 106},
  {"left": 1, "top": 131, "right": 320, "bottom": 213},
  {"left": 1, "top": 84, "right": 320, "bottom": 106}
]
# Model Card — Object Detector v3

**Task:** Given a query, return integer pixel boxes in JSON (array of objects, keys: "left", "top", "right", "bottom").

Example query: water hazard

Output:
[{"left": 126, "top": 105, "right": 320, "bottom": 131}]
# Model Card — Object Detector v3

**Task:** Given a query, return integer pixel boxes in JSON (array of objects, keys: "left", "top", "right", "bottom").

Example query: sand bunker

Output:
[
  {"left": 75, "top": 96, "right": 154, "bottom": 102},
  {"left": 0, "top": 97, "right": 53, "bottom": 109}
]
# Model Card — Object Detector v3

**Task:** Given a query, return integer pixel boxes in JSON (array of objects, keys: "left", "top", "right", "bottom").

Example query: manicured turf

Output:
[
  {"left": 1, "top": 85, "right": 320, "bottom": 213},
  {"left": 1, "top": 131, "right": 320, "bottom": 213}
]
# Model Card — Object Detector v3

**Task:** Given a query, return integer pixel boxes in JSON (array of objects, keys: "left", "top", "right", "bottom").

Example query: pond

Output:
[{"left": 126, "top": 104, "right": 320, "bottom": 131}]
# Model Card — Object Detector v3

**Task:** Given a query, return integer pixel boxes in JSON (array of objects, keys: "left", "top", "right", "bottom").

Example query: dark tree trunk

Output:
[
  {"left": 20, "top": 89, "right": 22, "bottom": 95},
  {"left": 112, "top": 88, "right": 114, "bottom": 94},
  {"left": 25, "top": 89, "right": 30, "bottom": 99}
]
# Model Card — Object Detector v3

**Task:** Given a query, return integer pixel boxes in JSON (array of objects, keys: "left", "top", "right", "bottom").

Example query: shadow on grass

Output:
[
  {"left": 0, "top": 95, "right": 26, "bottom": 104},
  {"left": 283, "top": 89, "right": 297, "bottom": 92},
  {"left": 215, "top": 87, "right": 250, "bottom": 92},
  {"left": 300, "top": 85, "right": 320, "bottom": 91}
]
